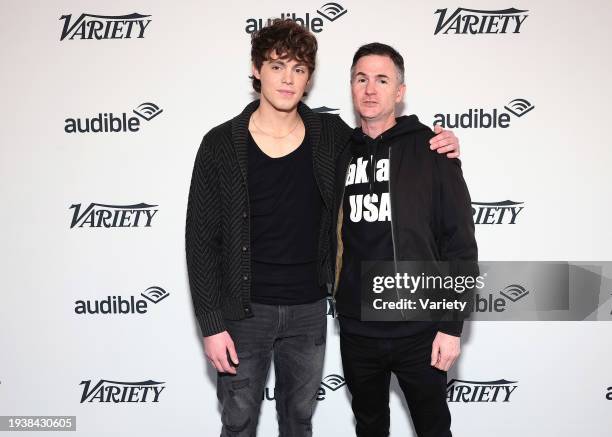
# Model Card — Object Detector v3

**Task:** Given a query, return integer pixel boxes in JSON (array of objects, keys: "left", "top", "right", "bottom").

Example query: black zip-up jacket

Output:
[
  {"left": 333, "top": 115, "right": 478, "bottom": 337},
  {"left": 186, "top": 100, "right": 351, "bottom": 336}
]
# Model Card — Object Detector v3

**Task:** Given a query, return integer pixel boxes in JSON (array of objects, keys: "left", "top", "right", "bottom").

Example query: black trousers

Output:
[{"left": 340, "top": 329, "right": 451, "bottom": 437}]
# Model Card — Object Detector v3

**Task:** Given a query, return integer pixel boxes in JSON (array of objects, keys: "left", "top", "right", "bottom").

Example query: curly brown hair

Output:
[{"left": 250, "top": 19, "right": 318, "bottom": 93}]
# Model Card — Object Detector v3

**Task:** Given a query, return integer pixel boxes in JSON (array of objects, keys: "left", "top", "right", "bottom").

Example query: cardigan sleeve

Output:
[{"left": 185, "top": 133, "right": 226, "bottom": 337}]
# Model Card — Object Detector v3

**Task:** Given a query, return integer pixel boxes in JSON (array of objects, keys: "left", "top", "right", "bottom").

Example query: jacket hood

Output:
[{"left": 351, "top": 114, "right": 431, "bottom": 145}]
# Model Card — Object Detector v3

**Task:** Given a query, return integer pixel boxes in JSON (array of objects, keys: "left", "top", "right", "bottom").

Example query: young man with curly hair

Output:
[{"left": 186, "top": 20, "right": 460, "bottom": 437}]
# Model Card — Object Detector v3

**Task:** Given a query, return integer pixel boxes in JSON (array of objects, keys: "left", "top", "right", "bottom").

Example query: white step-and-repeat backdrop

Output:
[{"left": 2, "top": 0, "right": 611, "bottom": 436}]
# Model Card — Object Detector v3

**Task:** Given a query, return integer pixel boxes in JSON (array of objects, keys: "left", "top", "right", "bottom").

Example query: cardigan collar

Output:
[{"left": 230, "top": 99, "right": 322, "bottom": 189}]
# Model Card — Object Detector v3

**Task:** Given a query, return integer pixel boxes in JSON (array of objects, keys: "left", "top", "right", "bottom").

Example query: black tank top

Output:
[{"left": 247, "top": 131, "right": 325, "bottom": 305}]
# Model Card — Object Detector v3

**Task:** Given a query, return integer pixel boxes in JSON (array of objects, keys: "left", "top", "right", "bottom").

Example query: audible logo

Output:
[
  {"left": 245, "top": 3, "right": 348, "bottom": 34},
  {"left": 74, "top": 286, "right": 169, "bottom": 315},
  {"left": 263, "top": 374, "right": 346, "bottom": 402},
  {"left": 65, "top": 102, "right": 162, "bottom": 134},
  {"left": 434, "top": 98, "right": 534, "bottom": 129}
]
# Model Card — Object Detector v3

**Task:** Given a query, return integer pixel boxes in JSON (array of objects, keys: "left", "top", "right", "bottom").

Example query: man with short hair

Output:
[
  {"left": 186, "top": 21, "right": 460, "bottom": 437},
  {"left": 333, "top": 43, "right": 478, "bottom": 437}
]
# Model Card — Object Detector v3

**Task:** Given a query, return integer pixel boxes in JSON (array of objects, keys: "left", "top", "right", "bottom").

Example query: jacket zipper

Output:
[{"left": 387, "top": 147, "right": 406, "bottom": 319}]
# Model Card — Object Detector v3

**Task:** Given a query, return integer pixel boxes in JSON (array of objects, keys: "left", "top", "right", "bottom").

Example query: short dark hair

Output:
[
  {"left": 350, "top": 42, "right": 405, "bottom": 84},
  {"left": 250, "top": 19, "right": 318, "bottom": 93}
]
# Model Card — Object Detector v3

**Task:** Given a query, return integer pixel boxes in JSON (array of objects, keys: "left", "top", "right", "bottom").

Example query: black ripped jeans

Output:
[{"left": 217, "top": 298, "right": 327, "bottom": 437}]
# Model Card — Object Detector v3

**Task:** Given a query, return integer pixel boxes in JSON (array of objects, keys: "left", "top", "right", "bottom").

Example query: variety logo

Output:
[
  {"left": 79, "top": 379, "right": 165, "bottom": 403},
  {"left": 434, "top": 8, "right": 528, "bottom": 35},
  {"left": 434, "top": 98, "right": 534, "bottom": 129},
  {"left": 245, "top": 3, "right": 348, "bottom": 34},
  {"left": 74, "top": 286, "right": 169, "bottom": 315},
  {"left": 65, "top": 102, "right": 163, "bottom": 134},
  {"left": 60, "top": 13, "right": 152, "bottom": 41},
  {"left": 263, "top": 373, "right": 346, "bottom": 401},
  {"left": 472, "top": 200, "right": 524, "bottom": 225},
  {"left": 69, "top": 203, "right": 158, "bottom": 229},
  {"left": 447, "top": 379, "right": 518, "bottom": 402}
]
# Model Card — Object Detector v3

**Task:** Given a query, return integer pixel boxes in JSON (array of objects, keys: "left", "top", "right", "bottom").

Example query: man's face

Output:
[
  {"left": 252, "top": 51, "right": 310, "bottom": 112},
  {"left": 351, "top": 54, "right": 405, "bottom": 122}
]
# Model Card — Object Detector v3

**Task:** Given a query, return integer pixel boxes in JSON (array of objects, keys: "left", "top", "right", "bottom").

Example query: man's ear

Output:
[
  {"left": 251, "top": 63, "right": 261, "bottom": 80},
  {"left": 396, "top": 83, "right": 406, "bottom": 103}
]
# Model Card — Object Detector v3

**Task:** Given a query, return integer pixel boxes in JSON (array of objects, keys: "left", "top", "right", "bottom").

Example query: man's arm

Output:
[
  {"left": 186, "top": 134, "right": 238, "bottom": 374},
  {"left": 430, "top": 155, "right": 478, "bottom": 371}
]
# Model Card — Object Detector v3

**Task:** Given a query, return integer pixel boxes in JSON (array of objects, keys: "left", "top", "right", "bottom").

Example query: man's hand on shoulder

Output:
[
  {"left": 430, "top": 331, "right": 461, "bottom": 371},
  {"left": 204, "top": 331, "right": 239, "bottom": 374},
  {"left": 429, "top": 125, "right": 460, "bottom": 159}
]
